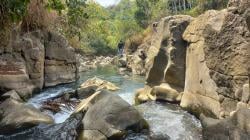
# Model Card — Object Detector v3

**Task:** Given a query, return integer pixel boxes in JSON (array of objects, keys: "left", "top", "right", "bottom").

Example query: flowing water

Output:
[{"left": 28, "top": 66, "right": 202, "bottom": 140}]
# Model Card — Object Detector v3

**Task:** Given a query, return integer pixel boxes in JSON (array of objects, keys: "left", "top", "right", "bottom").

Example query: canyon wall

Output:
[{"left": 0, "top": 30, "right": 78, "bottom": 100}]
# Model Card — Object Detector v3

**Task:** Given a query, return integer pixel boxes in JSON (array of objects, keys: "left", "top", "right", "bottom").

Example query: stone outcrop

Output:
[
  {"left": 0, "top": 31, "right": 45, "bottom": 99},
  {"left": 180, "top": 1, "right": 250, "bottom": 118},
  {"left": 0, "top": 30, "right": 78, "bottom": 99},
  {"left": 134, "top": 15, "right": 193, "bottom": 103},
  {"left": 44, "top": 32, "right": 77, "bottom": 87}
]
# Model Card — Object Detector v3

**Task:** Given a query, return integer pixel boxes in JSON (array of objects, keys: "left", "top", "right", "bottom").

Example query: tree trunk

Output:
[
  {"left": 183, "top": 0, "right": 186, "bottom": 10},
  {"left": 174, "top": 0, "right": 177, "bottom": 13}
]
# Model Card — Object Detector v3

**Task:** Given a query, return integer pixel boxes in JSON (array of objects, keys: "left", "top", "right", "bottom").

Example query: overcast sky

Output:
[{"left": 95, "top": 0, "right": 120, "bottom": 7}]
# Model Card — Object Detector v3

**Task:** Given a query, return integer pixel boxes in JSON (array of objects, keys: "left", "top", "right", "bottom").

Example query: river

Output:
[{"left": 28, "top": 65, "right": 202, "bottom": 140}]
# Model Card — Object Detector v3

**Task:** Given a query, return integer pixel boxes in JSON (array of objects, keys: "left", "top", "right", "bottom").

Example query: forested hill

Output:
[{"left": 1, "top": 0, "right": 228, "bottom": 55}]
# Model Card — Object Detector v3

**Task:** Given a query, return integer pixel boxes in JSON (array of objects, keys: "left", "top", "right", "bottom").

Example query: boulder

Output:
[
  {"left": 0, "top": 98, "right": 54, "bottom": 135},
  {"left": 201, "top": 109, "right": 250, "bottom": 140},
  {"left": 1, "top": 90, "right": 23, "bottom": 102},
  {"left": 181, "top": 6, "right": 250, "bottom": 118},
  {"left": 80, "top": 90, "right": 149, "bottom": 139},
  {"left": 135, "top": 86, "right": 153, "bottom": 105},
  {"left": 118, "top": 56, "right": 127, "bottom": 67},
  {"left": 151, "top": 83, "right": 182, "bottom": 103},
  {"left": 0, "top": 111, "right": 85, "bottom": 140},
  {"left": 80, "top": 77, "right": 120, "bottom": 92},
  {"left": 44, "top": 32, "right": 77, "bottom": 87}
]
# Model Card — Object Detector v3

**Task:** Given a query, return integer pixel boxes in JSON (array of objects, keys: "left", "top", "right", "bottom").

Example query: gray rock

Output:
[
  {"left": 0, "top": 98, "right": 54, "bottom": 135},
  {"left": 1, "top": 90, "right": 23, "bottom": 102},
  {"left": 79, "top": 130, "right": 107, "bottom": 140},
  {"left": 81, "top": 90, "right": 149, "bottom": 139},
  {"left": 44, "top": 32, "right": 77, "bottom": 87},
  {"left": 201, "top": 109, "right": 250, "bottom": 140},
  {"left": 0, "top": 111, "right": 85, "bottom": 140}
]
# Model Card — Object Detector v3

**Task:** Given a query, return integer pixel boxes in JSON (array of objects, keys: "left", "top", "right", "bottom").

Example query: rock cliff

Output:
[
  {"left": 0, "top": 30, "right": 78, "bottom": 100},
  {"left": 181, "top": 0, "right": 250, "bottom": 119}
]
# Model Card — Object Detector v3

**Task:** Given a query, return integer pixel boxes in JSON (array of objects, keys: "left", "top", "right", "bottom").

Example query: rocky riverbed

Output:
[{"left": 26, "top": 66, "right": 202, "bottom": 140}]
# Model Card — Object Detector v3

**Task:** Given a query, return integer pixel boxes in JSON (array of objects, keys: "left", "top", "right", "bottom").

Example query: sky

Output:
[{"left": 95, "top": 0, "right": 121, "bottom": 7}]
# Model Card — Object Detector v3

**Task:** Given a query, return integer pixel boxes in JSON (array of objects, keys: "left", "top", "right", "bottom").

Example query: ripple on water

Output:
[{"left": 134, "top": 101, "right": 202, "bottom": 140}]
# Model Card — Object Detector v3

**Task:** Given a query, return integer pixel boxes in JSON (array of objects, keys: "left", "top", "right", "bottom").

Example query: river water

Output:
[{"left": 28, "top": 66, "right": 202, "bottom": 140}]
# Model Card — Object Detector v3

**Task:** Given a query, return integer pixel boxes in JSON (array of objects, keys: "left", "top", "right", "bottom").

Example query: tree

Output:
[{"left": 135, "top": 0, "right": 154, "bottom": 28}]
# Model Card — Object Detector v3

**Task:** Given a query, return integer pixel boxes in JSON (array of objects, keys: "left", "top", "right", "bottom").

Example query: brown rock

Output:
[{"left": 181, "top": 8, "right": 250, "bottom": 118}]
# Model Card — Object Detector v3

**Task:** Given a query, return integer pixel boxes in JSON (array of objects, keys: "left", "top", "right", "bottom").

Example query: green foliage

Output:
[
  {"left": 46, "top": 0, "right": 65, "bottom": 13},
  {"left": 0, "top": 0, "right": 30, "bottom": 27},
  {"left": 135, "top": 0, "right": 170, "bottom": 28},
  {"left": 0, "top": 0, "right": 229, "bottom": 55}
]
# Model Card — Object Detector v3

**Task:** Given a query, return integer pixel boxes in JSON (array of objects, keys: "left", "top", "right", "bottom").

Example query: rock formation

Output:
[
  {"left": 180, "top": 0, "right": 250, "bottom": 119},
  {"left": 134, "top": 0, "right": 250, "bottom": 139},
  {"left": 134, "top": 15, "right": 193, "bottom": 103},
  {"left": 44, "top": 32, "right": 77, "bottom": 87},
  {"left": 0, "top": 30, "right": 78, "bottom": 99}
]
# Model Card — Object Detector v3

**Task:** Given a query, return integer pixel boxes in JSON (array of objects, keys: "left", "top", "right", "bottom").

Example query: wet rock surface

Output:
[
  {"left": 0, "top": 95, "right": 53, "bottom": 135},
  {"left": 0, "top": 111, "right": 85, "bottom": 140}
]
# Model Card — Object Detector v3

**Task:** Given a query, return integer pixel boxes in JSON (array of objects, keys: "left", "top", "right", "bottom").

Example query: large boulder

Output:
[
  {"left": 0, "top": 98, "right": 54, "bottom": 135},
  {"left": 44, "top": 32, "right": 77, "bottom": 87},
  {"left": 79, "top": 90, "right": 148, "bottom": 139},
  {"left": 134, "top": 15, "right": 193, "bottom": 103},
  {"left": 201, "top": 108, "right": 250, "bottom": 140},
  {"left": 181, "top": 4, "right": 250, "bottom": 118}
]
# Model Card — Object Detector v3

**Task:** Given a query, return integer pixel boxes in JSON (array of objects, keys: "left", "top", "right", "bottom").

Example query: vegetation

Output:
[{"left": 0, "top": 0, "right": 229, "bottom": 55}]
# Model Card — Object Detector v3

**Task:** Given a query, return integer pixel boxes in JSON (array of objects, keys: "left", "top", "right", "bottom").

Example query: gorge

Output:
[{"left": 0, "top": 0, "right": 249, "bottom": 140}]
